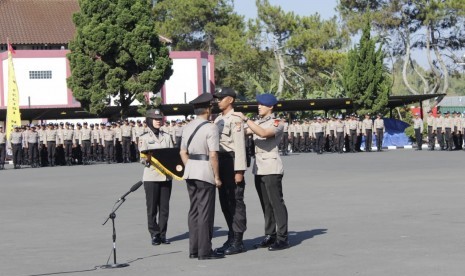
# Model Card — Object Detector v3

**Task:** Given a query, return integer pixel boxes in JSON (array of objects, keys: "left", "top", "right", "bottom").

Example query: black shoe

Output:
[
  {"left": 160, "top": 237, "right": 171, "bottom": 244},
  {"left": 224, "top": 232, "right": 245, "bottom": 255},
  {"left": 254, "top": 235, "right": 276, "bottom": 249},
  {"left": 152, "top": 236, "right": 161, "bottom": 246},
  {"left": 198, "top": 251, "right": 224, "bottom": 260},
  {"left": 214, "top": 233, "right": 233, "bottom": 254},
  {"left": 189, "top": 253, "right": 198, "bottom": 259},
  {"left": 268, "top": 240, "right": 290, "bottom": 251}
]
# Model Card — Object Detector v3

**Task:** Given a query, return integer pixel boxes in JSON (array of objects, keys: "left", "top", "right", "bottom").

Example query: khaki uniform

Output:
[
  {"left": 121, "top": 124, "right": 132, "bottom": 161},
  {"left": 10, "top": 131, "right": 23, "bottom": 166},
  {"left": 214, "top": 109, "right": 247, "bottom": 235},
  {"left": 374, "top": 118, "right": 385, "bottom": 151},
  {"left": 427, "top": 115, "right": 435, "bottom": 150},
  {"left": 413, "top": 117, "right": 423, "bottom": 150},
  {"left": 434, "top": 116, "right": 445, "bottom": 149}
]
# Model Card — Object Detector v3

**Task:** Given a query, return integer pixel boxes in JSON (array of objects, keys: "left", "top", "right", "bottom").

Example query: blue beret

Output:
[{"left": 256, "top": 93, "right": 278, "bottom": 106}]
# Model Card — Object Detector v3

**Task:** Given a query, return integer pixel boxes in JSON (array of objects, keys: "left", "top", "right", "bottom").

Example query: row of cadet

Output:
[
  {"left": 0, "top": 119, "right": 191, "bottom": 170},
  {"left": 277, "top": 113, "right": 386, "bottom": 154},
  {"left": 412, "top": 110, "right": 465, "bottom": 151}
]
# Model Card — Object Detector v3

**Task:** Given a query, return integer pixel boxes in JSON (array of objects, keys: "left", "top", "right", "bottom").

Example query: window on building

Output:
[{"left": 29, "top": 70, "right": 52, "bottom": 79}]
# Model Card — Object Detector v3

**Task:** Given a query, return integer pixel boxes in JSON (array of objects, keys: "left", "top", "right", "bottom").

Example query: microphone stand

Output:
[{"left": 101, "top": 198, "right": 130, "bottom": 269}]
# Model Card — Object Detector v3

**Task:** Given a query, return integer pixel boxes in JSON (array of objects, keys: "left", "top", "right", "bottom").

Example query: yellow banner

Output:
[{"left": 6, "top": 47, "right": 21, "bottom": 140}]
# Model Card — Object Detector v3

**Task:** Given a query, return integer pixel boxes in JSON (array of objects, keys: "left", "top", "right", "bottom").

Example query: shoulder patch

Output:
[{"left": 274, "top": 119, "right": 280, "bottom": 127}]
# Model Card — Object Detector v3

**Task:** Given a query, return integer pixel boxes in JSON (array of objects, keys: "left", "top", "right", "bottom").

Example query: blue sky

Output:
[{"left": 233, "top": 0, "right": 339, "bottom": 20}]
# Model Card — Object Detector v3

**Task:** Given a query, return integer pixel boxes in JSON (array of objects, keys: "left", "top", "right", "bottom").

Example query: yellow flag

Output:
[{"left": 6, "top": 43, "right": 21, "bottom": 140}]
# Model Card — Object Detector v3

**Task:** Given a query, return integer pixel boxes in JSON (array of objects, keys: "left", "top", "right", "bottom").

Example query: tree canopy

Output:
[{"left": 68, "top": 0, "right": 173, "bottom": 118}]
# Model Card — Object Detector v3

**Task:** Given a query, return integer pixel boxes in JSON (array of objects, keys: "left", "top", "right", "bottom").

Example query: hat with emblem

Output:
[
  {"left": 256, "top": 93, "right": 278, "bottom": 106},
  {"left": 146, "top": 109, "right": 164, "bottom": 119},
  {"left": 214, "top": 87, "right": 236, "bottom": 98},
  {"left": 190, "top": 93, "right": 214, "bottom": 107}
]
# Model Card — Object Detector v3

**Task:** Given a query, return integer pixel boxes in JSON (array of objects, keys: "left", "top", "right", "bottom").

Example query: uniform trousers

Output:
[
  {"left": 453, "top": 127, "right": 459, "bottom": 149},
  {"left": 0, "top": 143, "right": 6, "bottom": 165},
  {"left": 315, "top": 132, "right": 324, "bottom": 153},
  {"left": 104, "top": 141, "right": 114, "bottom": 161},
  {"left": 254, "top": 174, "right": 288, "bottom": 242},
  {"left": 427, "top": 126, "right": 435, "bottom": 149},
  {"left": 28, "top": 143, "right": 39, "bottom": 165},
  {"left": 289, "top": 133, "right": 295, "bottom": 152},
  {"left": 122, "top": 136, "right": 131, "bottom": 160},
  {"left": 445, "top": 128, "right": 453, "bottom": 150},
  {"left": 436, "top": 128, "right": 444, "bottom": 149},
  {"left": 329, "top": 130, "right": 335, "bottom": 152},
  {"left": 336, "top": 132, "right": 344, "bottom": 153},
  {"left": 376, "top": 129, "right": 384, "bottom": 150},
  {"left": 349, "top": 130, "right": 357, "bottom": 152},
  {"left": 144, "top": 180, "right": 172, "bottom": 238},
  {"left": 12, "top": 143, "right": 22, "bottom": 165},
  {"left": 64, "top": 140, "right": 73, "bottom": 161},
  {"left": 47, "top": 141, "right": 56, "bottom": 165},
  {"left": 92, "top": 140, "right": 99, "bottom": 161},
  {"left": 218, "top": 153, "right": 247, "bottom": 234},
  {"left": 186, "top": 179, "right": 216, "bottom": 256},
  {"left": 303, "top": 132, "right": 309, "bottom": 152},
  {"left": 365, "top": 129, "right": 373, "bottom": 151},
  {"left": 175, "top": 137, "right": 182, "bottom": 149},
  {"left": 281, "top": 132, "right": 289, "bottom": 154},
  {"left": 82, "top": 140, "right": 91, "bottom": 161},
  {"left": 414, "top": 128, "right": 422, "bottom": 149}
]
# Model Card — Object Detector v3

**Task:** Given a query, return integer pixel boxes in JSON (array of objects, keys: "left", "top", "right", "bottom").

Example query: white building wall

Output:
[
  {"left": 164, "top": 59, "right": 198, "bottom": 104},
  {"left": 2, "top": 57, "right": 68, "bottom": 106}
]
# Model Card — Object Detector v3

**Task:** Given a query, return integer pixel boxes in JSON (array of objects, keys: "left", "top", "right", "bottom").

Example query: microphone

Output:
[{"left": 117, "top": 181, "right": 143, "bottom": 202}]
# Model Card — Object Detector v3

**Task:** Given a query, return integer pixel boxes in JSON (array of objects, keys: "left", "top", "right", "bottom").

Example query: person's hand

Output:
[
  {"left": 214, "top": 177, "right": 222, "bottom": 188},
  {"left": 232, "top": 112, "right": 246, "bottom": 121},
  {"left": 235, "top": 172, "right": 244, "bottom": 184}
]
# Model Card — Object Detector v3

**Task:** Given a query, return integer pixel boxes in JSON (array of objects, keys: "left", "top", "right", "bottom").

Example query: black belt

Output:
[
  {"left": 82, "top": 139, "right": 91, "bottom": 142},
  {"left": 64, "top": 140, "right": 73, "bottom": 142},
  {"left": 47, "top": 141, "right": 56, "bottom": 143},
  {"left": 189, "top": 154, "right": 209, "bottom": 161},
  {"left": 218, "top": 151, "right": 234, "bottom": 158},
  {"left": 376, "top": 128, "right": 384, "bottom": 130}
]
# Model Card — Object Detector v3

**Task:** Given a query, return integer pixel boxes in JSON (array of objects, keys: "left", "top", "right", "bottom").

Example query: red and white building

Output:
[{"left": 0, "top": 0, "right": 214, "bottom": 123}]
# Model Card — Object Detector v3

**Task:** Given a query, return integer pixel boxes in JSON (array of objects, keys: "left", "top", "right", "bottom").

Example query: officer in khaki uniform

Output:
[
  {"left": 91, "top": 124, "right": 100, "bottom": 161},
  {"left": 434, "top": 111, "right": 445, "bottom": 150},
  {"left": 45, "top": 123, "right": 59, "bottom": 166},
  {"left": 102, "top": 123, "right": 116, "bottom": 163},
  {"left": 335, "top": 115, "right": 345, "bottom": 153},
  {"left": 0, "top": 126, "right": 6, "bottom": 169},
  {"left": 63, "top": 123, "right": 75, "bottom": 165},
  {"left": 413, "top": 113, "right": 424, "bottom": 150},
  {"left": 213, "top": 87, "right": 247, "bottom": 255},
  {"left": 179, "top": 93, "right": 224, "bottom": 260},
  {"left": 26, "top": 124, "right": 40, "bottom": 167},
  {"left": 121, "top": 119, "right": 132, "bottom": 162},
  {"left": 233, "top": 93, "right": 289, "bottom": 251},
  {"left": 443, "top": 111, "right": 454, "bottom": 150},
  {"left": 10, "top": 126, "right": 23, "bottom": 169},
  {"left": 139, "top": 109, "right": 174, "bottom": 246},
  {"left": 362, "top": 114, "right": 373, "bottom": 152},
  {"left": 313, "top": 117, "right": 324, "bottom": 154},
  {"left": 426, "top": 110, "right": 435, "bottom": 150},
  {"left": 374, "top": 113, "right": 385, "bottom": 151},
  {"left": 348, "top": 115, "right": 358, "bottom": 153},
  {"left": 79, "top": 122, "right": 92, "bottom": 164}
]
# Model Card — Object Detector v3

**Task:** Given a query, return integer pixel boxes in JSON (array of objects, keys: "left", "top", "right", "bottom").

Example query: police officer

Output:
[
  {"left": 79, "top": 122, "right": 92, "bottom": 164},
  {"left": 426, "top": 110, "right": 435, "bottom": 150},
  {"left": 139, "top": 109, "right": 174, "bottom": 246},
  {"left": 348, "top": 115, "right": 358, "bottom": 153},
  {"left": 62, "top": 123, "right": 74, "bottom": 165},
  {"left": 45, "top": 123, "right": 59, "bottom": 166},
  {"left": 0, "top": 126, "right": 6, "bottom": 170},
  {"left": 179, "top": 93, "right": 224, "bottom": 260},
  {"left": 335, "top": 115, "right": 345, "bottom": 154},
  {"left": 362, "top": 114, "right": 373, "bottom": 152},
  {"left": 10, "top": 126, "right": 23, "bottom": 169},
  {"left": 121, "top": 119, "right": 132, "bottom": 162},
  {"left": 102, "top": 123, "right": 115, "bottom": 164},
  {"left": 233, "top": 93, "right": 289, "bottom": 251},
  {"left": 91, "top": 124, "right": 100, "bottom": 161},
  {"left": 213, "top": 87, "right": 247, "bottom": 255},
  {"left": 413, "top": 113, "right": 424, "bottom": 150},
  {"left": 435, "top": 111, "right": 445, "bottom": 150},
  {"left": 374, "top": 113, "right": 385, "bottom": 151},
  {"left": 26, "top": 124, "right": 40, "bottom": 167},
  {"left": 313, "top": 117, "right": 324, "bottom": 154},
  {"left": 281, "top": 117, "right": 289, "bottom": 155},
  {"left": 443, "top": 111, "right": 453, "bottom": 151}
]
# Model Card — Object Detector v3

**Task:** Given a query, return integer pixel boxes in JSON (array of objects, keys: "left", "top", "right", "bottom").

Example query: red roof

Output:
[
  {"left": 0, "top": 0, "right": 172, "bottom": 45},
  {"left": 0, "top": 0, "right": 79, "bottom": 45}
]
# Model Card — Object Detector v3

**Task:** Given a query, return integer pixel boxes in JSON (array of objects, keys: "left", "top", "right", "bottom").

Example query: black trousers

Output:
[
  {"left": 427, "top": 126, "right": 435, "bottom": 150},
  {"left": 349, "top": 130, "right": 357, "bottom": 152},
  {"left": 289, "top": 134, "right": 295, "bottom": 152},
  {"left": 186, "top": 179, "right": 216, "bottom": 256},
  {"left": 0, "top": 143, "right": 6, "bottom": 164},
  {"left": 144, "top": 180, "right": 172, "bottom": 238},
  {"left": 104, "top": 141, "right": 114, "bottom": 161},
  {"left": 92, "top": 140, "right": 99, "bottom": 160},
  {"left": 254, "top": 174, "right": 288, "bottom": 242},
  {"left": 336, "top": 132, "right": 344, "bottom": 153},
  {"left": 303, "top": 132, "right": 310, "bottom": 152},
  {"left": 415, "top": 128, "right": 422, "bottom": 149},
  {"left": 453, "top": 127, "right": 459, "bottom": 149},
  {"left": 47, "top": 141, "right": 56, "bottom": 164},
  {"left": 12, "top": 143, "right": 22, "bottom": 165},
  {"left": 64, "top": 141, "right": 73, "bottom": 161},
  {"left": 376, "top": 129, "right": 384, "bottom": 150},
  {"left": 365, "top": 129, "right": 373, "bottom": 151},
  {"left": 28, "top": 143, "right": 39, "bottom": 165},
  {"left": 436, "top": 128, "right": 444, "bottom": 149},
  {"left": 329, "top": 130, "right": 335, "bottom": 152},
  {"left": 175, "top": 137, "right": 182, "bottom": 149},
  {"left": 218, "top": 154, "right": 247, "bottom": 234},
  {"left": 445, "top": 128, "right": 452, "bottom": 150},
  {"left": 281, "top": 133, "right": 289, "bottom": 154},
  {"left": 315, "top": 132, "right": 324, "bottom": 153},
  {"left": 81, "top": 140, "right": 91, "bottom": 161},
  {"left": 122, "top": 137, "right": 131, "bottom": 159},
  {"left": 114, "top": 139, "right": 122, "bottom": 162}
]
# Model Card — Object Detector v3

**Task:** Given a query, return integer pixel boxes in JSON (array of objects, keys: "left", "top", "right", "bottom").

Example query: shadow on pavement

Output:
[{"left": 244, "top": 228, "right": 327, "bottom": 251}]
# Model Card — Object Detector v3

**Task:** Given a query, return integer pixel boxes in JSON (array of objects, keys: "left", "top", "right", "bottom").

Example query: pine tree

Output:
[
  {"left": 67, "top": 0, "right": 173, "bottom": 118},
  {"left": 343, "top": 22, "right": 390, "bottom": 115}
]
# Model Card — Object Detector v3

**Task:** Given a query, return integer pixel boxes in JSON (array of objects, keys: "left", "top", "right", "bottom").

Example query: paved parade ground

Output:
[{"left": 1, "top": 150, "right": 465, "bottom": 276}]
